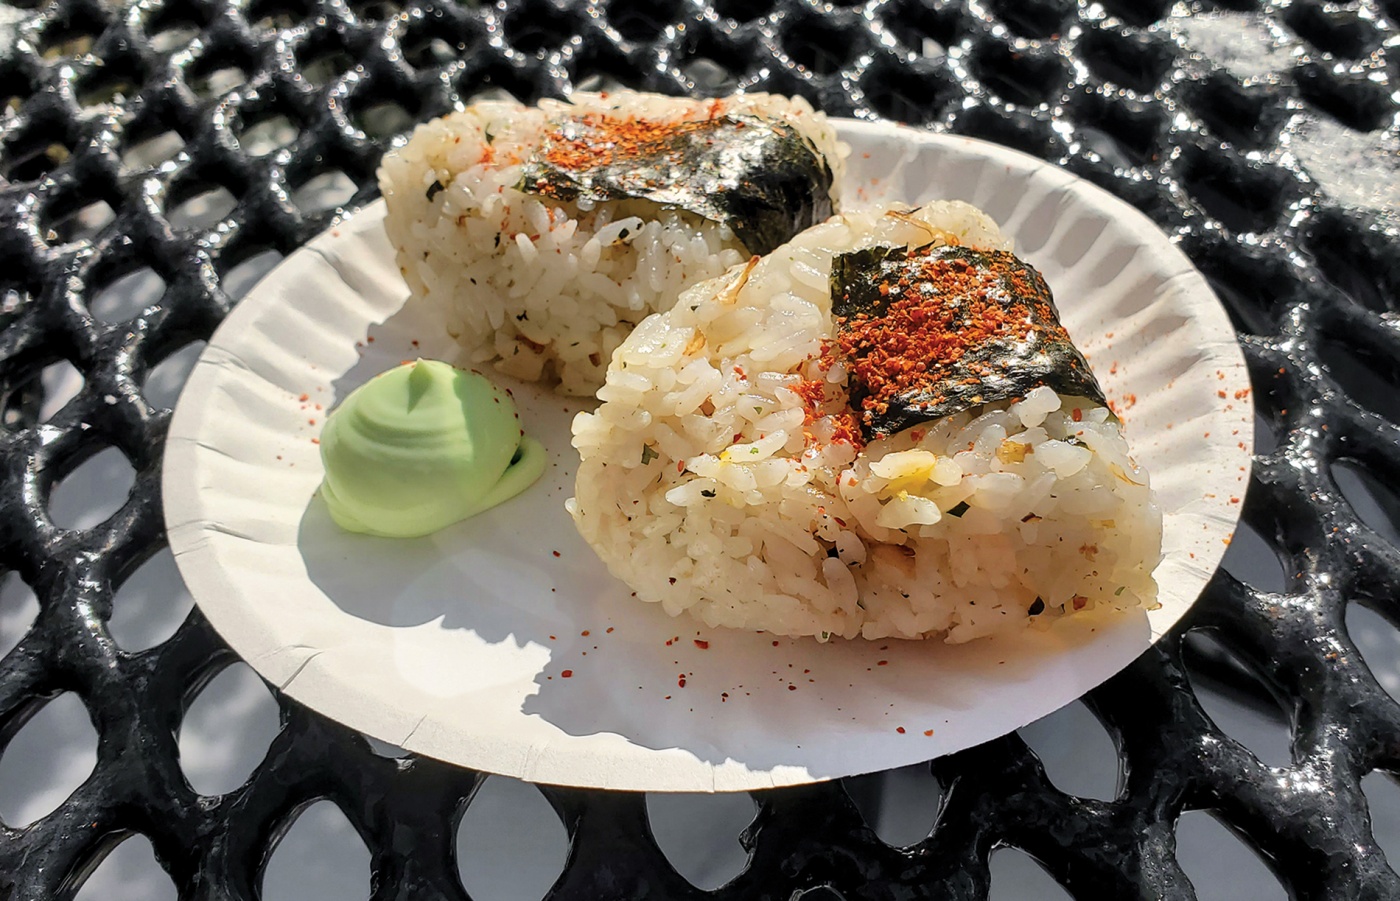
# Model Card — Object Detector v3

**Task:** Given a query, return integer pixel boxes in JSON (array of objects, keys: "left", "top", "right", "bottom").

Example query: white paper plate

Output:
[{"left": 163, "top": 120, "right": 1252, "bottom": 792}]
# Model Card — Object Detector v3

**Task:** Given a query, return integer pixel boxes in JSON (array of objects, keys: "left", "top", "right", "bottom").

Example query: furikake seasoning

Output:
[
  {"left": 829, "top": 242, "right": 1107, "bottom": 440},
  {"left": 518, "top": 111, "right": 834, "bottom": 256}
]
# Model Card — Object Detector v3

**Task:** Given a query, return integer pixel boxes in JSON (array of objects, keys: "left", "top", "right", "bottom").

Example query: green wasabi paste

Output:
[{"left": 319, "top": 359, "right": 545, "bottom": 538}]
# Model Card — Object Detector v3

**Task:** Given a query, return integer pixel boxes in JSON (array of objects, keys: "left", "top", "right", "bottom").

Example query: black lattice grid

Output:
[{"left": 0, "top": 0, "right": 1399, "bottom": 897}]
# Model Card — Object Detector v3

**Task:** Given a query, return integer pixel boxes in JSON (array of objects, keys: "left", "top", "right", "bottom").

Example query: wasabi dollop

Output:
[{"left": 319, "top": 359, "right": 545, "bottom": 538}]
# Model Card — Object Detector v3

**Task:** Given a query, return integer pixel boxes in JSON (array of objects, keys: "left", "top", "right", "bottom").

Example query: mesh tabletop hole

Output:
[
  {"left": 987, "top": 847, "right": 1072, "bottom": 900},
  {"left": 109, "top": 547, "right": 195, "bottom": 652},
  {"left": 1, "top": 370, "right": 41, "bottom": 432},
  {"left": 504, "top": 2, "right": 579, "bottom": 57},
  {"left": 1178, "top": 73, "right": 1281, "bottom": 150},
  {"left": 713, "top": 0, "right": 774, "bottom": 24},
  {"left": 221, "top": 249, "right": 284, "bottom": 301},
  {"left": 188, "top": 64, "right": 250, "bottom": 101},
  {"left": 72, "top": 832, "right": 178, "bottom": 901},
  {"left": 149, "top": 21, "right": 201, "bottom": 54},
  {"left": 291, "top": 169, "right": 359, "bottom": 216},
  {"left": 1018, "top": 700, "right": 1119, "bottom": 801},
  {"left": 177, "top": 662, "right": 280, "bottom": 796},
  {"left": 859, "top": 59, "right": 956, "bottom": 125},
  {"left": 607, "top": 0, "right": 681, "bottom": 44},
  {"left": 75, "top": 71, "right": 140, "bottom": 109},
  {"left": 1182, "top": 631, "right": 1293, "bottom": 768},
  {"left": 0, "top": 691, "right": 99, "bottom": 828},
  {"left": 403, "top": 35, "right": 460, "bottom": 71},
  {"left": 352, "top": 99, "right": 417, "bottom": 141},
  {"left": 646, "top": 791, "right": 755, "bottom": 889},
  {"left": 38, "top": 23, "right": 102, "bottom": 61},
  {"left": 237, "top": 112, "right": 300, "bottom": 158},
  {"left": 984, "top": 0, "right": 1072, "bottom": 40},
  {"left": 1078, "top": 28, "right": 1175, "bottom": 94},
  {"left": 48, "top": 446, "right": 136, "bottom": 531},
  {"left": 301, "top": 46, "right": 357, "bottom": 89},
  {"left": 1302, "top": 211, "right": 1400, "bottom": 316},
  {"left": 1281, "top": 2, "right": 1382, "bottom": 61},
  {"left": 1064, "top": 92, "right": 1167, "bottom": 167},
  {"left": 41, "top": 198, "right": 116, "bottom": 247},
  {"left": 262, "top": 800, "right": 371, "bottom": 901},
  {"left": 880, "top": 0, "right": 966, "bottom": 51},
  {"left": 781, "top": 12, "right": 865, "bottom": 77},
  {"left": 1361, "top": 771, "right": 1400, "bottom": 866},
  {"left": 0, "top": 572, "right": 39, "bottom": 662},
  {"left": 1293, "top": 63, "right": 1395, "bottom": 133},
  {"left": 4, "top": 138, "right": 74, "bottom": 183},
  {"left": 1175, "top": 809, "right": 1288, "bottom": 901},
  {"left": 1220, "top": 520, "right": 1290, "bottom": 595},
  {"left": 37, "top": 359, "right": 84, "bottom": 423},
  {"left": 1345, "top": 604, "right": 1400, "bottom": 705},
  {"left": 248, "top": 0, "right": 314, "bottom": 32},
  {"left": 166, "top": 185, "right": 238, "bottom": 232},
  {"left": 1177, "top": 146, "right": 1291, "bottom": 234},
  {"left": 143, "top": 3, "right": 211, "bottom": 54},
  {"left": 843, "top": 762, "right": 942, "bottom": 847},
  {"left": 458, "top": 63, "right": 537, "bottom": 105},
  {"left": 347, "top": 0, "right": 402, "bottom": 24},
  {"left": 119, "top": 129, "right": 186, "bottom": 175},
  {"left": 90, "top": 265, "right": 165, "bottom": 324},
  {"left": 456, "top": 776, "right": 568, "bottom": 901},
  {"left": 1316, "top": 326, "right": 1400, "bottom": 426},
  {"left": 968, "top": 40, "right": 1067, "bottom": 106},
  {"left": 1330, "top": 459, "right": 1400, "bottom": 548},
  {"left": 143, "top": 339, "right": 206, "bottom": 410},
  {"left": 680, "top": 55, "right": 739, "bottom": 95}
]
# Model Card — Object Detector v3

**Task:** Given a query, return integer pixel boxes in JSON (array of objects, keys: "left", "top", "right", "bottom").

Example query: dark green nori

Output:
[
  {"left": 518, "top": 114, "right": 833, "bottom": 256},
  {"left": 830, "top": 242, "right": 1108, "bottom": 440}
]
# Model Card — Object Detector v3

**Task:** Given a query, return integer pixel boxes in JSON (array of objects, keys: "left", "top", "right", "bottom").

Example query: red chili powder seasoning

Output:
[
  {"left": 561, "top": 670, "right": 573, "bottom": 678},
  {"left": 828, "top": 250, "right": 1065, "bottom": 422},
  {"left": 539, "top": 112, "right": 719, "bottom": 174}
]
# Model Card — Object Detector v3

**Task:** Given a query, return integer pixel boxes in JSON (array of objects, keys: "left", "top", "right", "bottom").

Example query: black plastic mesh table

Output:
[{"left": 1, "top": 0, "right": 1398, "bottom": 898}]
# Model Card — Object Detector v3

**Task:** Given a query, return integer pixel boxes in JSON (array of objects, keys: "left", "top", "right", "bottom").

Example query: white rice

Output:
[
  {"left": 378, "top": 90, "right": 845, "bottom": 396},
  {"left": 568, "top": 202, "right": 1162, "bottom": 642}
]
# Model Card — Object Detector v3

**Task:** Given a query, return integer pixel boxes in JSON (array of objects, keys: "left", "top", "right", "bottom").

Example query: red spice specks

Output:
[
  {"left": 678, "top": 675, "right": 687, "bottom": 688},
  {"left": 552, "top": 550, "right": 561, "bottom": 557},
  {"left": 581, "top": 630, "right": 590, "bottom": 636},
  {"left": 694, "top": 640, "right": 709, "bottom": 649},
  {"left": 606, "top": 627, "right": 614, "bottom": 633},
  {"left": 561, "top": 670, "right": 573, "bottom": 678},
  {"left": 923, "top": 729, "right": 934, "bottom": 737},
  {"left": 772, "top": 640, "right": 780, "bottom": 647},
  {"left": 787, "top": 685, "right": 797, "bottom": 691},
  {"left": 877, "top": 660, "right": 888, "bottom": 666},
  {"left": 896, "top": 726, "right": 906, "bottom": 734},
  {"left": 298, "top": 393, "right": 309, "bottom": 402},
  {"left": 1071, "top": 408, "right": 1083, "bottom": 422}
]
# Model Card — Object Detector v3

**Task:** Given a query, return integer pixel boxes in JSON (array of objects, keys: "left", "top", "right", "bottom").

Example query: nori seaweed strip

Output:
[
  {"left": 830, "top": 242, "right": 1108, "bottom": 440},
  {"left": 518, "top": 114, "right": 833, "bottom": 256}
]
